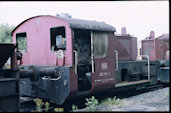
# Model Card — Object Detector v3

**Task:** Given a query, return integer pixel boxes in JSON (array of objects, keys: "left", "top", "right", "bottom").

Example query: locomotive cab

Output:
[{"left": 11, "top": 14, "right": 116, "bottom": 105}]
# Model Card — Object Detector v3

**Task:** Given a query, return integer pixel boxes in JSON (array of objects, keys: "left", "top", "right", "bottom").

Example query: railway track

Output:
[{"left": 19, "top": 83, "right": 168, "bottom": 112}]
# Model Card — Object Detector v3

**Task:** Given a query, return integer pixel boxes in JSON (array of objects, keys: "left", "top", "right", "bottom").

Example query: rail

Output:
[
  {"left": 73, "top": 50, "right": 78, "bottom": 75},
  {"left": 115, "top": 50, "right": 118, "bottom": 71},
  {"left": 136, "top": 55, "right": 150, "bottom": 80},
  {"left": 91, "top": 31, "right": 95, "bottom": 73},
  {"left": 42, "top": 76, "right": 62, "bottom": 81}
]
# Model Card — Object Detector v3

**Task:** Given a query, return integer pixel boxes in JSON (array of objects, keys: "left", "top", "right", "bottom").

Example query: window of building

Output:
[
  {"left": 16, "top": 32, "right": 27, "bottom": 52},
  {"left": 50, "top": 27, "right": 66, "bottom": 51},
  {"left": 93, "top": 31, "right": 108, "bottom": 58}
]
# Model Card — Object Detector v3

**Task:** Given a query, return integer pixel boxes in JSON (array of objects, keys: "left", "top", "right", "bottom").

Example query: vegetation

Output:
[
  {"left": 101, "top": 96, "right": 123, "bottom": 107},
  {"left": 54, "top": 107, "right": 64, "bottom": 112},
  {"left": 44, "top": 102, "right": 50, "bottom": 112},
  {"left": 34, "top": 98, "right": 44, "bottom": 112},
  {"left": 72, "top": 105, "right": 78, "bottom": 112},
  {"left": 33, "top": 98, "right": 64, "bottom": 112},
  {"left": 85, "top": 96, "right": 99, "bottom": 111},
  {"left": 0, "top": 23, "right": 27, "bottom": 50},
  {"left": 0, "top": 23, "right": 15, "bottom": 43}
]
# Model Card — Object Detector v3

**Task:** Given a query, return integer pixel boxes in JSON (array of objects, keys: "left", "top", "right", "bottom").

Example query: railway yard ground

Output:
[
  {"left": 78, "top": 86, "right": 170, "bottom": 112},
  {"left": 20, "top": 85, "right": 169, "bottom": 112}
]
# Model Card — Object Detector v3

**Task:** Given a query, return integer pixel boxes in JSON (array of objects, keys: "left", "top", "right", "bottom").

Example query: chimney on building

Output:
[
  {"left": 149, "top": 31, "right": 155, "bottom": 39},
  {"left": 121, "top": 27, "right": 127, "bottom": 36}
]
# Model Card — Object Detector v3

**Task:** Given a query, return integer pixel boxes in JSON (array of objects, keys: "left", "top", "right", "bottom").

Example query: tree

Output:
[{"left": 0, "top": 23, "right": 15, "bottom": 43}]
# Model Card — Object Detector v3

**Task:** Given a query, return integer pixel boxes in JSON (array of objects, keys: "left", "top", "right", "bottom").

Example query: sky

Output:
[{"left": 0, "top": 1, "right": 169, "bottom": 42}]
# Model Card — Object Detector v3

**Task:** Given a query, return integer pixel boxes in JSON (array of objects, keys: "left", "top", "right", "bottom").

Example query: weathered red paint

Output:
[
  {"left": 115, "top": 35, "right": 137, "bottom": 61},
  {"left": 91, "top": 32, "right": 116, "bottom": 92},
  {"left": 141, "top": 32, "right": 169, "bottom": 61},
  {"left": 12, "top": 16, "right": 73, "bottom": 66}
]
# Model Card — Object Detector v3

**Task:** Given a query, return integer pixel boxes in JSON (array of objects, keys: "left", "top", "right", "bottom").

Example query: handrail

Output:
[
  {"left": 115, "top": 50, "right": 118, "bottom": 71},
  {"left": 42, "top": 76, "right": 62, "bottom": 81},
  {"left": 91, "top": 31, "right": 95, "bottom": 73},
  {"left": 136, "top": 55, "right": 150, "bottom": 80},
  {"left": 73, "top": 50, "right": 78, "bottom": 75},
  {"left": 142, "top": 55, "right": 150, "bottom": 80}
]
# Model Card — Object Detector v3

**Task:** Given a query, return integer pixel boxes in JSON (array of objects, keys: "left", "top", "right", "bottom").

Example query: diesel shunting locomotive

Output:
[{"left": 0, "top": 14, "right": 169, "bottom": 112}]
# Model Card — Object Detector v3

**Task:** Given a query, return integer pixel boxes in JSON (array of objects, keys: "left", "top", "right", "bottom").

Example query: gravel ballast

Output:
[{"left": 80, "top": 87, "right": 170, "bottom": 111}]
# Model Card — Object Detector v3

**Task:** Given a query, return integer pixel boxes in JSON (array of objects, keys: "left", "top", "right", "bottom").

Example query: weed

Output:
[
  {"left": 102, "top": 96, "right": 123, "bottom": 106},
  {"left": 72, "top": 105, "right": 78, "bottom": 112},
  {"left": 44, "top": 102, "right": 50, "bottom": 112},
  {"left": 34, "top": 98, "right": 44, "bottom": 112},
  {"left": 147, "top": 93, "right": 151, "bottom": 98},
  {"left": 54, "top": 107, "right": 64, "bottom": 112},
  {"left": 85, "top": 96, "right": 99, "bottom": 111}
]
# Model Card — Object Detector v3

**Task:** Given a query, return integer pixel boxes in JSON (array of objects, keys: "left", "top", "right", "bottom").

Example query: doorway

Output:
[{"left": 73, "top": 29, "right": 92, "bottom": 91}]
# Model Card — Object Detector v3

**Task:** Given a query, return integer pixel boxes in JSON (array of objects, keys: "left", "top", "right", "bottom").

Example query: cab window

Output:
[
  {"left": 50, "top": 27, "right": 66, "bottom": 51},
  {"left": 16, "top": 32, "right": 27, "bottom": 52},
  {"left": 93, "top": 31, "right": 108, "bottom": 58}
]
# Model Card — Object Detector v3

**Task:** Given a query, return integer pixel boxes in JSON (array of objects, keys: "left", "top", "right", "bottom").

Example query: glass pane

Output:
[
  {"left": 16, "top": 33, "right": 27, "bottom": 52},
  {"left": 93, "top": 32, "right": 108, "bottom": 58}
]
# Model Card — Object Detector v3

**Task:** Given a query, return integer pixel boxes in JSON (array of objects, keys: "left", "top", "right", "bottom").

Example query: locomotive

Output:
[{"left": 0, "top": 14, "right": 169, "bottom": 112}]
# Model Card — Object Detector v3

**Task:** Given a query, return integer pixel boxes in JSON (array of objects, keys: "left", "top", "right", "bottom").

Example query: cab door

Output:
[{"left": 91, "top": 31, "right": 116, "bottom": 91}]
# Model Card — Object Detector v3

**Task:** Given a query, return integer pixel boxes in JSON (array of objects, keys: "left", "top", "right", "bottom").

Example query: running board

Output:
[{"left": 113, "top": 80, "right": 152, "bottom": 91}]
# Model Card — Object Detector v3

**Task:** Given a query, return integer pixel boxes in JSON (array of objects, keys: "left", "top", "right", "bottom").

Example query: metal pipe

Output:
[
  {"left": 115, "top": 50, "right": 118, "bottom": 71},
  {"left": 19, "top": 69, "right": 34, "bottom": 78},
  {"left": 142, "top": 55, "right": 150, "bottom": 80},
  {"left": 19, "top": 66, "right": 58, "bottom": 81},
  {"left": 73, "top": 50, "right": 78, "bottom": 75},
  {"left": 91, "top": 31, "right": 94, "bottom": 73}
]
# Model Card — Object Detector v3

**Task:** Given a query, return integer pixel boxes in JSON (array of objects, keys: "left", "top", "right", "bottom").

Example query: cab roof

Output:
[{"left": 12, "top": 15, "right": 116, "bottom": 36}]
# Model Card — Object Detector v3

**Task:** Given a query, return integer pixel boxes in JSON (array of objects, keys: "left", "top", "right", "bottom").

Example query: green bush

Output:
[
  {"left": 85, "top": 96, "right": 99, "bottom": 111},
  {"left": 34, "top": 98, "right": 44, "bottom": 112},
  {"left": 102, "top": 96, "right": 122, "bottom": 106},
  {"left": 72, "top": 105, "right": 78, "bottom": 112},
  {"left": 54, "top": 107, "right": 64, "bottom": 112}
]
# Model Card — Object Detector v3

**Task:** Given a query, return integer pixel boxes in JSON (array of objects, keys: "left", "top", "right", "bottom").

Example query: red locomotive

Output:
[{"left": 0, "top": 13, "right": 169, "bottom": 112}]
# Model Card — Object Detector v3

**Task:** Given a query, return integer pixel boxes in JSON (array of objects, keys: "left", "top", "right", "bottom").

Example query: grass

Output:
[
  {"left": 101, "top": 96, "right": 124, "bottom": 107},
  {"left": 85, "top": 96, "right": 99, "bottom": 111}
]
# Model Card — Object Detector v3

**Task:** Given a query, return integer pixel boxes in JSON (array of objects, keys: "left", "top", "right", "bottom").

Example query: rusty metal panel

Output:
[
  {"left": 155, "top": 38, "right": 169, "bottom": 60},
  {"left": 115, "top": 35, "right": 137, "bottom": 61},
  {"left": 0, "top": 44, "right": 16, "bottom": 68},
  {"left": 141, "top": 39, "right": 155, "bottom": 60},
  {"left": 141, "top": 33, "right": 169, "bottom": 61}
]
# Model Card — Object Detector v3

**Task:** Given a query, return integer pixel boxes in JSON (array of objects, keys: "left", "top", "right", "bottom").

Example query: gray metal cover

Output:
[{"left": 58, "top": 16, "right": 116, "bottom": 32}]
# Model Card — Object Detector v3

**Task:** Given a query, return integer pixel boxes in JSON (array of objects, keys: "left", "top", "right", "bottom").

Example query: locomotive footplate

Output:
[{"left": 114, "top": 80, "right": 152, "bottom": 92}]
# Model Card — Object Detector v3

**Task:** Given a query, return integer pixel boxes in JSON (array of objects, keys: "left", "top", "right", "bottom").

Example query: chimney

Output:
[
  {"left": 121, "top": 27, "right": 127, "bottom": 36},
  {"left": 150, "top": 31, "right": 155, "bottom": 39}
]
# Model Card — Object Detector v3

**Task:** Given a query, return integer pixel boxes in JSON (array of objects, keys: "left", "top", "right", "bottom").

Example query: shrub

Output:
[
  {"left": 72, "top": 105, "right": 78, "bottom": 112},
  {"left": 54, "top": 107, "right": 64, "bottom": 112},
  {"left": 85, "top": 96, "right": 99, "bottom": 111},
  {"left": 34, "top": 98, "right": 44, "bottom": 112}
]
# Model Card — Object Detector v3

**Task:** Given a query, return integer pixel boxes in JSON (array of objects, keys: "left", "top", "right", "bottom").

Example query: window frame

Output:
[
  {"left": 92, "top": 31, "right": 109, "bottom": 58},
  {"left": 50, "top": 26, "right": 66, "bottom": 52},
  {"left": 16, "top": 32, "right": 27, "bottom": 53}
]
